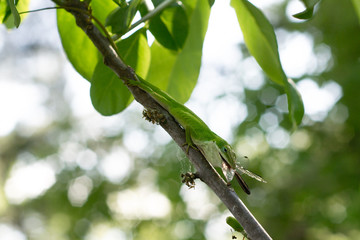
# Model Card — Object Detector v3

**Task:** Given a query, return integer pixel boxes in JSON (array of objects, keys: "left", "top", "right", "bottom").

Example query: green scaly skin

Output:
[{"left": 128, "top": 77, "right": 266, "bottom": 194}]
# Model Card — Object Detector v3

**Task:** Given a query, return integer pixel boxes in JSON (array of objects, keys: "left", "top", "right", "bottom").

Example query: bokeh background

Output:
[{"left": 1, "top": 0, "right": 359, "bottom": 239}]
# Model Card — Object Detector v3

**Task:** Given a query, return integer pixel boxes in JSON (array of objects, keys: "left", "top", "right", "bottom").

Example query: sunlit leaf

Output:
[
  {"left": 149, "top": 4, "right": 188, "bottom": 50},
  {"left": 231, "top": 0, "right": 304, "bottom": 126},
  {"left": 0, "top": 1, "right": 12, "bottom": 24},
  {"left": 57, "top": 11, "right": 97, "bottom": 81},
  {"left": 57, "top": 0, "right": 117, "bottom": 81},
  {"left": 352, "top": 0, "right": 360, "bottom": 23},
  {"left": 146, "top": 0, "right": 210, "bottom": 103},
  {"left": 90, "top": 29, "right": 150, "bottom": 116},
  {"left": 0, "top": 1, "right": 5, "bottom": 20},
  {"left": 231, "top": 0, "right": 285, "bottom": 85}
]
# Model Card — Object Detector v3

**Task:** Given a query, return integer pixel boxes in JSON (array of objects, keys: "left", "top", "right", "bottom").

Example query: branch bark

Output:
[{"left": 53, "top": 1, "right": 272, "bottom": 239}]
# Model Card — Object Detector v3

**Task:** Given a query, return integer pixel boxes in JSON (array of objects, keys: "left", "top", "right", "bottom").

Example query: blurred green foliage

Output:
[{"left": 1, "top": 0, "right": 360, "bottom": 239}]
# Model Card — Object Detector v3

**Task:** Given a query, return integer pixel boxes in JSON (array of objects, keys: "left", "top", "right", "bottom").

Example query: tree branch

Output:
[{"left": 53, "top": 1, "right": 272, "bottom": 239}]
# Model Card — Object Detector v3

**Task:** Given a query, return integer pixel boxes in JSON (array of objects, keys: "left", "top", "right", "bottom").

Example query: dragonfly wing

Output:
[
  {"left": 222, "top": 160, "right": 235, "bottom": 182},
  {"left": 236, "top": 165, "right": 267, "bottom": 183}
]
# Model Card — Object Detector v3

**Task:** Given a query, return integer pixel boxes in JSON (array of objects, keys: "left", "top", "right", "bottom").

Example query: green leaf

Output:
[
  {"left": 226, "top": 216, "right": 244, "bottom": 233},
  {"left": 149, "top": 4, "right": 189, "bottom": 50},
  {"left": 231, "top": 0, "right": 285, "bottom": 86},
  {"left": 116, "top": 29, "right": 150, "bottom": 79},
  {"left": 293, "top": 6, "right": 314, "bottom": 20},
  {"left": 352, "top": 0, "right": 360, "bottom": 23},
  {"left": 57, "top": 0, "right": 117, "bottom": 81},
  {"left": 106, "top": 0, "right": 142, "bottom": 35},
  {"left": 57, "top": 10, "right": 97, "bottom": 81},
  {"left": 208, "top": 0, "right": 215, "bottom": 7},
  {"left": 299, "top": 0, "right": 320, "bottom": 8},
  {"left": 112, "top": 0, "right": 128, "bottom": 8},
  {"left": 1, "top": 0, "right": 11, "bottom": 23},
  {"left": 151, "top": 0, "right": 164, "bottom": 7},
  {"left": 5, "top": 0, "right": 20, "bottom": 27},
  {"left": 105, "top": 7, "right": 129, "bottom": 34},
  {"left": 286, "top": 79, "right": 304, "bottom": 126},
  {"left": 146, "top": 0, "right": 211, "bottom": 103},
  {"left": 90, "top": 29, "right": 150, "bottom": 116},
  {"left": 90, "top": 62, "right": 132, "bottom": 116},
  {"left": 231, "top": 0, "right": 304, "bottom": 126},
  {"left": 292, "top": 0, "right": 320, "bottom": 19},
  {"left": 1, "top": 0, "right": 29, "bottom": 28}
]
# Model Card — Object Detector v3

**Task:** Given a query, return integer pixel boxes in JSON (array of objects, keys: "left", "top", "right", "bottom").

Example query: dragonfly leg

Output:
[{"left": 235, "top": 172, "right": 251, "bottom": 195}]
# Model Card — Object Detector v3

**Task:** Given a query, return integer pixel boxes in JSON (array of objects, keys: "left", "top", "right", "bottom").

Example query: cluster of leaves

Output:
[
  {"left": 3, "top": 0, "right": 307, "bottom": 126},
  {"left": 57, "top": 0, "right": 211, "bottom": 117}
]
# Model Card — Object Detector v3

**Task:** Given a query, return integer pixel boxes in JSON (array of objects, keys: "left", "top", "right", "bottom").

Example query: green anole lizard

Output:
[{"left": 128, "top": 77, "right": 266, "bottom": 194}]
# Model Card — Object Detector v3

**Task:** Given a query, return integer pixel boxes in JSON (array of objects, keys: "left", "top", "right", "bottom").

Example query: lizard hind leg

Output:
[{"left": 182, "top": 127, "right": 198, "bottom": 153}]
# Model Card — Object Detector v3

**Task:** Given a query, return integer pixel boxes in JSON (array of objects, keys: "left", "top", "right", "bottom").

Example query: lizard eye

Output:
[{"left": 222, "top": 147, "right": 228, "bottom": 153}]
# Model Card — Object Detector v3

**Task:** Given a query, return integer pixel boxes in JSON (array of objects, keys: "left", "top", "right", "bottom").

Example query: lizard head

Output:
[
  {"left": 214, "top": 138, "right": 237, "bottom": 182},
  {"left": 216, "top": 139, "right": 237, "bottom": 168}
]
